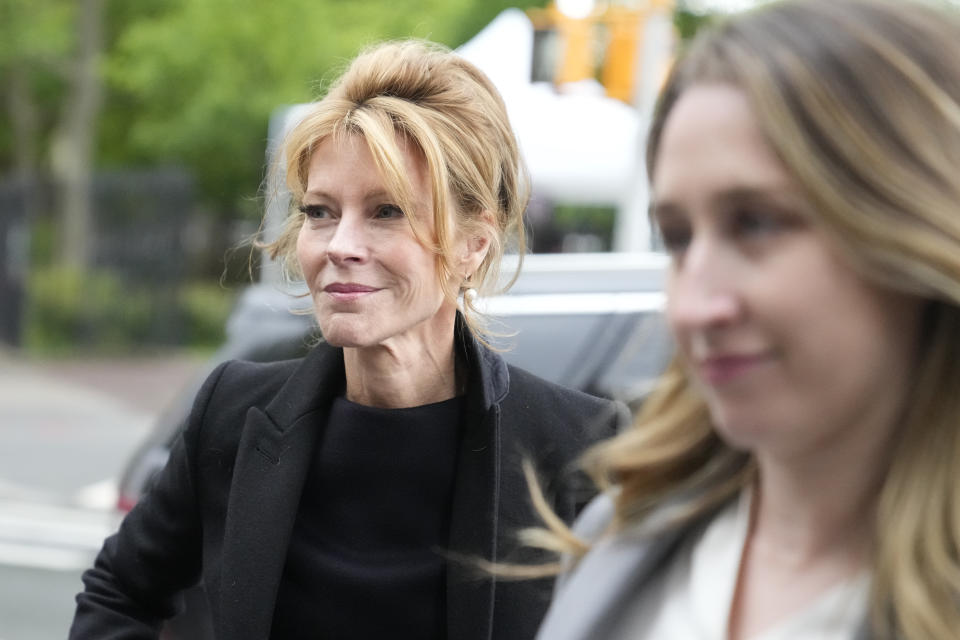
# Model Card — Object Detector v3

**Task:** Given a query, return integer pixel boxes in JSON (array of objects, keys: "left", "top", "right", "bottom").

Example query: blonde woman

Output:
[
  {"left": 71, "top": 41, "right": 622, "bottom": 640},
  {"left": 536, "top": 1, "right": 960, "bottom": 639}
]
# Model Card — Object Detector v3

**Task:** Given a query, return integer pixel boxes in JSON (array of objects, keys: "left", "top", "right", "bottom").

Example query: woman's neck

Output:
[
  {"left": 342, "top": 329, "right": 459, "bottom": 409},
  {"left": 726, "top": 437, "right": 888, "bottom": 640},
  {"left": 749, "top": 372, "right": 906, "bottom": 562},
  {"left": 750, "top": 453, "right": 879, "bottom": 564}
]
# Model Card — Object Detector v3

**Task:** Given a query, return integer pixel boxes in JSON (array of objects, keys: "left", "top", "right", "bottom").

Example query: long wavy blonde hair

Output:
[
  {"left": 540, "top": 1, "right": 960, "bottom": 638},
  {"left": 263, "top": 40, "right": 529, "bottom": 343}
]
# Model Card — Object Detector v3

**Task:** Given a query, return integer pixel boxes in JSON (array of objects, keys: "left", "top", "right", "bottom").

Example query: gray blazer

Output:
[{"left": 536, "top": 493, "right": 875, "bottom": 640}]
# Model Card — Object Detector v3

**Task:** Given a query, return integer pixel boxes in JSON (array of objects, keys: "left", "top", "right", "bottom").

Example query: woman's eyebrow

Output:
[
  {"left": 649, "top": 200, "right": 685, "bottom": 225},
  {"left": 361, "top": 189, "right": 394, "bottom": 203},
  {"left": 301, "top": 188, "right": 393, "bottom": 201},
  {"left": 301, "top": 188, "right": 333, "bottom": 201},
  {"left": 649, "top": 184, "right": 804, "bottom": 223},
  {"left": 709, "top": 184, "right": 802, "bottom": 210}
]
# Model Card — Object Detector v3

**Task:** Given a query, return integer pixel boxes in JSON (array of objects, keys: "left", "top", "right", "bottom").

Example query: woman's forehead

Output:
[
  {"left": 653, "top": 85, "right": 788, "bottom": 200},
  {"left": 304, "top": 134, "right": 434, "bottom": 213}
]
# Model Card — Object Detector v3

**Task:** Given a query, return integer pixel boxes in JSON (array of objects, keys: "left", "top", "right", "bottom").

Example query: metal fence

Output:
[
  {"left": 0, "top": 169, "right": 195, "bottom": 349},
  {"left": 0, "top": 178, "right": 34, "bottom": 346}
]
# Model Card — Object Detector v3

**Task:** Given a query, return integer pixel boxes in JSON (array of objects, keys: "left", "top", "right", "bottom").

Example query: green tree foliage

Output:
[
  {"left": 0, "top": 0, "right": 73, "bottom": 179},
  {"left": 0, "top": 0, "right": 545, "bottom": 270},
  {"left": 99, "top": 0, "right": 546, "bottom": 219},
  {"left": 674, "top": 6, "right": 716, "bottom": 41}
]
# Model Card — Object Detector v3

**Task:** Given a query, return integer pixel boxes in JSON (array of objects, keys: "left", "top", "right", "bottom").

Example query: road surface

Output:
[{"left": 0, "top": 350, "right": 203, "bottom": 639}]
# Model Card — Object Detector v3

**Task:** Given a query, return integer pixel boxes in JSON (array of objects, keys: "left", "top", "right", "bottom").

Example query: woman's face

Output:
[
  {"left": 296, "top": 134, "right": 468, "bottom": 352},
  {"left": 652, "top": 84, "right": 922, "bottom": 460}
]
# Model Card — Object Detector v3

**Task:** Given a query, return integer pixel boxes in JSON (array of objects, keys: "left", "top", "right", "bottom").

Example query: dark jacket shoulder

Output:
[
  {"left": 503, "top": 364, "right": 625, "bottom": 437},
  {"left": 500, "top": 363, "right": 625, "bottom": 473},
  {"left": 198, "top": 357, "right": 302, "bottom": 415}
]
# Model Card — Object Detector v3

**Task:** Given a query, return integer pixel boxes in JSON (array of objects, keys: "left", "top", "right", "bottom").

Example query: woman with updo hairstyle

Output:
[
  {"left": 534, "top": 1, "right": 960, "bottom": 639},
  {"left": 71, "top": 40, "right": 622, "bottom": 640}
]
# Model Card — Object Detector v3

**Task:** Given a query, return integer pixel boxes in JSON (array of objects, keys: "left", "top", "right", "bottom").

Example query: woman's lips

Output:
[
  {"left": 323, "top": 283, "right": 379, "bottom": 302},
  {"left": 697, "top": 354, "right": 770, "bottom": 385}
]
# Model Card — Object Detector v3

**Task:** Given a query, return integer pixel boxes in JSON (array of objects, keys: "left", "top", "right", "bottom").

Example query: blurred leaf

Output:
[
  {"left": 4, "top": 0, "right": 551, "bottom": 271},
  {"left": 99, "top": 0, "right": 549, "bottom": 213},
  {"left": 674, "top": 7, "right": 717, "bottom": 41},
  {"left": 0, "top": 0, "right": 74, "bottom": 69}
]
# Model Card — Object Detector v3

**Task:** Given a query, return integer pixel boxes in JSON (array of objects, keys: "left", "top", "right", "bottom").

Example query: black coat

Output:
[{"left": 70, "top": 326, "right": 625, "bottom": 640}]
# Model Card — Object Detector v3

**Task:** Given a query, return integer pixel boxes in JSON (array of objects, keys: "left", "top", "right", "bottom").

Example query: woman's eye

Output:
[
  {"left": 733, "top": 210, "right": 786, "bottom": 237},
  {"left": 375, "top": 204, "right": 405, "bottom": 220},
  {"left": 658, "top": 225, "right": 691, "bottom": 256},
  {"left": 299, "top": 204, "right": 331, "bottom": 220}
]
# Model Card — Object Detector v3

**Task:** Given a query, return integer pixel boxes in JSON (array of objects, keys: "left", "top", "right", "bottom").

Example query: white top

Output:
[{"left": 608, "top": 490, "right": 870, "bottom": 640}]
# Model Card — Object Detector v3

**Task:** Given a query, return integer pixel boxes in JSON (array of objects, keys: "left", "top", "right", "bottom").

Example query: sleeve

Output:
[
  {"left": 534, "top": 493, "right": 618, "bottom": 640},
  {"left": 68, "top": 361, "right": 231, "bottom": 640},
  {"left": 556, "top": 397, "right": 629, "bottom": 519},
  {"left": 552, "top": 492, "right": 617, "bottom": 595}
]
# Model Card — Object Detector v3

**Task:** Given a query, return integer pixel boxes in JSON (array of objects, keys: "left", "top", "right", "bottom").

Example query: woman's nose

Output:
[
  {"left": 667, "top": 239, "right": 742, "bottom": 332},
  {"left": 325, "top": 214, "right": 368, "bottom": 264}
]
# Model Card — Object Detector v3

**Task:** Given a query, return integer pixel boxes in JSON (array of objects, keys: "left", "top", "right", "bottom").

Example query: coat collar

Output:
[
  {"left": 536, "top": 494, "right": 718, "bottom": 640},
  {"left": 218, "top": 319, "right": 511, "bottom": 640},
  {"left": 455, "top": 315, "right": 510, "bottom": 411},
  {"left": 447, "top": 316, "right": 510, "bottom": 640},
  {"left": 263, "top": 340, "right": 346, "bottom": 430},
  {"left": 254, "top": 313, "right": 509, "bottom": 426},
  {"left": 218, "top": 344, "right": 344, "bottom": 639},
  {"left": 539, "top": 491, "right": 879, "bottom": 640}
]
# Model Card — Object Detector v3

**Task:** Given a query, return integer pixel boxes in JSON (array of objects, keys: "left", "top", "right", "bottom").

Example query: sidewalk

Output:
[
  {"left": 0, "top": 350, "right": 208, "bottom": 638},
  {"left": 0, "top": 349, "right": 206, "bottom": 414},
  {"left": 0, "top": 349, "right": 205, "bottom": 508}
]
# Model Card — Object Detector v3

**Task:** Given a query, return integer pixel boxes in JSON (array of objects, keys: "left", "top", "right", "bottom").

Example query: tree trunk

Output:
[
  {"left": 50, "top": 0, "right": 103, "bottom": 270},
  {"left": 6, "top": 67, "right": 39, "bottom": 195}
]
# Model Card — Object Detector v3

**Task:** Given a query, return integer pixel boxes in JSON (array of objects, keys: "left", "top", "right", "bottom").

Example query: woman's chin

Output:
[
  {"left": 317, "top": 320, "right": 372, "bottom": 349},
  {"left": 321, "top": 332, "right": 371, "bottom": 349},
  {"left": 707, "top": 406, "right": 781, "bottom": 453}
]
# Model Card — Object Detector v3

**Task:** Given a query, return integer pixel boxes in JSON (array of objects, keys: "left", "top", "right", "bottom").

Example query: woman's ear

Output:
[{"left": 459, "top": 212, "right": 494, "bottom": 278}]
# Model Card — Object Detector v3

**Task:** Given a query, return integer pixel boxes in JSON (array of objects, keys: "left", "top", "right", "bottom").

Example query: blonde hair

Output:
[
  {"left": 264, "top": 40, "right": 529, "bottom": 341},
  {"left": 543, "top": 1, "right": 960, "bottom": 638}
]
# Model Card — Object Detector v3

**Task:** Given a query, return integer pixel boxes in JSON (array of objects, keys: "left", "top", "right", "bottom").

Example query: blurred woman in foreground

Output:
[
  {"left": 535, "top": 1, "right": 960, "bottom": 638},
  {"left": 71, "top": 40, "right": 621, "bottom": 640}
]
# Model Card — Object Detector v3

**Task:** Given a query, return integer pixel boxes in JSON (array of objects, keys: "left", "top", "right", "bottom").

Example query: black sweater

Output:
[{"left": 270, "top": 395, "right": 464, "bottom": 638}]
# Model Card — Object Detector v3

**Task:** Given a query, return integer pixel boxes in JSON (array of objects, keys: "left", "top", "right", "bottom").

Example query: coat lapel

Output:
[
  {"left": 536, "top": 524, "right": 693, "bottom": 640},
  {"left": 445, "top": 322, "right": 510, "bottom": 640},
  {"left": 218, "top": 345, "right": 345, "bottom": 640},
  {"left": 536, "top": 492, "right": 727, "bottom": 640},
  {"left": 217, "top": 321, "right": 510, "bottom": 640}
]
